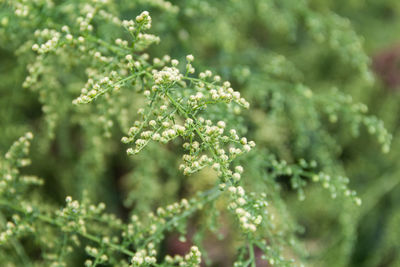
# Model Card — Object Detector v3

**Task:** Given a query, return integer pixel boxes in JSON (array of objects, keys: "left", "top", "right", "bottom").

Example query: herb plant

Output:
[{"left": 0, "top": 0, "right": 399, "bottom": 266}]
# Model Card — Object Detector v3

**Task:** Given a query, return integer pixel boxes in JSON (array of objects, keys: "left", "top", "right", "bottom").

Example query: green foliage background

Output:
[{"left": 0, "top": 0, "right": 399, "bottom": 266}]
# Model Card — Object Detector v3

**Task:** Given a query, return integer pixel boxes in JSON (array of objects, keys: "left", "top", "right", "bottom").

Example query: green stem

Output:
[{"left": 248, "top": 243, "right": 256, "bottom": 267}]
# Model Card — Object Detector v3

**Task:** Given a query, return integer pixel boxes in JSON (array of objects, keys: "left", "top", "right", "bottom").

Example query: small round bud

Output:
[
  {"left": 171, "top": 59, "right": 179, "bottom": 66},
  {"left": 186, "top": 54, "right": 194, "bottom": 62}
]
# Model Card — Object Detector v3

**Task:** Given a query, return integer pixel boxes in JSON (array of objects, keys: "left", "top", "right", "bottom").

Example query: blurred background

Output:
[{"left": 0, "top": 0, "right": 400, "bottom": 266}]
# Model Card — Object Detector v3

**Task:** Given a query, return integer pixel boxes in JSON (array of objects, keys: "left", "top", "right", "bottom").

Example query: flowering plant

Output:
[{"left": 0, "top": 0, "right": 399, "bottom": 266}]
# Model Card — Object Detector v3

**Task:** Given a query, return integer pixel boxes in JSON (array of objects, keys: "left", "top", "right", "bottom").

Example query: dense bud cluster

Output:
[
  {"left": 130, "top": 249, "right": 157, "bottom": 266},
  {"left": 164, "top": 246, "right": 201, "bottom": 267},
  {"left": 0, "top": 132, "right": 42, "bottom": 197},
  {"left": 228, "top": 186, "right": 266, "bottom": 232},
  {"left": 153, "top": 66, "right": 182, "bottom": 85}
]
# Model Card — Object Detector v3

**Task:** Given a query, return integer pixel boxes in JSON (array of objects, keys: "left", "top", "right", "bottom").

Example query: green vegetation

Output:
[{"left": 0, "top": 0, "right": 399, "bottom": 266}]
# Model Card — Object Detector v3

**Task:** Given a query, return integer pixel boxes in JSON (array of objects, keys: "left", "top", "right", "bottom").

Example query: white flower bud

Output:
[{"left": 186, "top": 54, "right": 194, "bottom": 61}]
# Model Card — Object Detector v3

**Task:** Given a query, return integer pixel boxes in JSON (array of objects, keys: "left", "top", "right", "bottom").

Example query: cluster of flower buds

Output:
[
  {"left": 122, "top": 11, "right": 152, "bottom": 36},
  {"left": 56, "top": 196, "right": 109, "bottom": 233},
  {"left": 177, "top": 117, "right": 255, "bottom": 179},
  {"left": 227, "top": 186, "right": 266, "bottom": 233},
  {"left": 184, "top": 74, "right": 250, "bottom": 110},
  {"left": 153, "top": 66, "right": 183, "bottom": 85},
  {"left": 130, "top": 248, "right": 157, "bottom": 267},
  {"left": 73, "top": 73, "right": 121, "bottom": 104},
  {"left": 185, "top": 54, "right": 195, "bottom": 73},
  {"left": 164, "top": 246, "right": 202, "bottom": 266},
  {"left": 363, "top": 116, "right": 392, "bottom": 154},
  {"left": 84, "top": 246, "right": 109, "bottom": 266},
  {"left": 311, "top": 172, "right": 361, "bottom": 205},
  {"left": 0, "top": 216, "right": 34, "bottom": 244},
  {"left": 136, "top": 11, "right": 152, "bottom": 30},
  {"left": 13, "top": 2, "right": 29, "bottom": 17},
  {"left": 31, "top": 29, "right": 61, "bottom": 54},
  {"left": 57, "top": 196, "right": 87, "bottom": 233},
  {"left": 123, "top": 116, "right": 187, "bottom": 155},
  {"left": 77, "top": 12, "right": 94, "bottom": 32},
  {"left": 0, "top": 133, "right": 39, "bottom": 196},
  {"left": 121, "top": 197, "right": 196, "bottom": 256}
]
